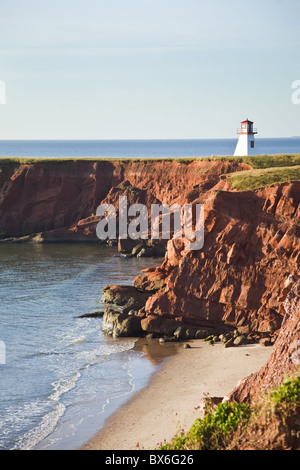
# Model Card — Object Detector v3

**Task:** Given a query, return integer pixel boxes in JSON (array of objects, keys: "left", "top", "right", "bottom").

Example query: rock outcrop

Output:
[{"left": 226, "top": 278, "right": 300, "bottom": 403}]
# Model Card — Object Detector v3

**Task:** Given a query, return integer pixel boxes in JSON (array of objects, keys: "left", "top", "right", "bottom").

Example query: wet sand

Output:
[{"left": 80, "top": 338, "right": 272, "bottom": 450}]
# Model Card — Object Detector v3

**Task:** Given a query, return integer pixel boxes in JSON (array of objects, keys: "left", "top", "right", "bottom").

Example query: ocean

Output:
[
  {"left": 0, "top": 138, "right": 299, "bottom": 159},
  {"left": 0, "top": 244, "right": 163, "bottom": 450},
  {"left": 0, "top": 137, "right": 299, "bottom": 450}
]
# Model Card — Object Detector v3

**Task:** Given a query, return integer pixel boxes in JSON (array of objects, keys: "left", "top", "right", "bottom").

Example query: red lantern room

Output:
[{"left": 237, "top": 119, "right": 258, "bottom": 135}]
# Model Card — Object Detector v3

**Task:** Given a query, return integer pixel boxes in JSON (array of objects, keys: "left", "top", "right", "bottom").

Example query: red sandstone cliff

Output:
[
  {"left": 135, "top": 181, "right": 300, "bottom": 333},
  {"left": 0, "top": 159, "right": 249, "bottom": 240},
  {"left": 226, "top": 278, "right": 300, "bottom": 404},
  {"left": 0, "top": 160, "right": 115, "bottom": 239}
]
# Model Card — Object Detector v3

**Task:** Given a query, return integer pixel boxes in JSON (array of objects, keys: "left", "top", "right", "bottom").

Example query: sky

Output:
[{"left": 0, "top": 0, "right": 299, "bottom": 140}]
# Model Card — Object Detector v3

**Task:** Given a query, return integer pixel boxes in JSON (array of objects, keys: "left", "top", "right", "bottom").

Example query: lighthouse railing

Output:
[{"left": 237, "top": 128, "right": 258, "bottom": 134}]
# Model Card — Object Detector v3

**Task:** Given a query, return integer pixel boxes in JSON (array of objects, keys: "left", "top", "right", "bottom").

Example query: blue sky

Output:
[{"left": 0, "top": 0, "right": 299, "bottom": 139}]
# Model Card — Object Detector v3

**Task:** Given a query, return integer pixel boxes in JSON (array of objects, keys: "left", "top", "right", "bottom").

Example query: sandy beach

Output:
[{"left": 80, "top": 339, "right": 272, "bottom": 451}]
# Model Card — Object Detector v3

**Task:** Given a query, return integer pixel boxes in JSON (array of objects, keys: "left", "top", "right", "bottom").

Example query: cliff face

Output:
[
  {"left": 0, "top": 159, "right": 249, "bottom": 240},
  {"left": 0, "top": 161, "right": 115, "bottom": 239},
  {"left": 226, "top": 278, "right": 300, "bottom": 403},
  {"left": 136, "top": 181, "right": 300, "bottom": 333}
]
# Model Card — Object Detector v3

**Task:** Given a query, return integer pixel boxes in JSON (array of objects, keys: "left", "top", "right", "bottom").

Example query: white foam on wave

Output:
[
  {"left": 12, "top": 402, "right": 66, "bottom": 450},
  {"left": 50, "top": 372, "right": 81, "bottom": 402},
  {"left": 11, "top": 340, "right": 138, "bottom": 450},
  {"left": 12, "top": 372, "right": 81, "bottom": 450}
]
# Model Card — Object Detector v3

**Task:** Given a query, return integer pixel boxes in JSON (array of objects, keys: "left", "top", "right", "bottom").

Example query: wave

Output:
[
  {"left": 12, "top": 372, "right": 81, "bottom": 450},
  {"left": 9, "top": 340, "right": 137, "bottom": 450},
  {"left": 12, "top": 402, "right": 66, "bottom": 450},
  {"left": 68, "top": 337, "right": 87, "bottom": 346},
  {"left": 50, "top": 372, "right": 81, "bottom": 402}
]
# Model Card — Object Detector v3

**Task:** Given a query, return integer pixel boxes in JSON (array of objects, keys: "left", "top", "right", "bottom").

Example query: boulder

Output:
[
  {"left": 131, "top": 243, "right": 145, "bottom": 256},
  {"left": 140, "top": 315, "right": 181, "bottom": 336},
  {"left": 137, "top": 246, "right": 154, "bottom": 258},
  {"left": 102, "top": 309, "right": 143, "bottom": 337},
  {"left": 233, "top": 335, "right": 246, "bottom": 346},
  {"left": 174, "top": 326, "right": 187, "bottom": 340},
  {"left": 78, "top": 311, "right": 104, "bottom": 318},
  {"left": 195, "top": 329, "right": 212, "bottom": 339},
  {"left": 259, "top": 337, "right": 273, "bottom": 347},
  {"left": 224, "top": 337, "right": 235, "bottom": 348},
  {"left": 101, "top": 284, "right": 153, "bottom": 312},
  {"left": 185, "top": 328, "right": 199, "bottom": 339}
]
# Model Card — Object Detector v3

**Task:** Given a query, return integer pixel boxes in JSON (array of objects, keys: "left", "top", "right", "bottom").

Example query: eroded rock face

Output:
[
  {"left": 137, "top": 182, "right": 300, "bottom": 333},
  {"left": 0, "top": 159, "right": 250, "bottom": 240},
  {"left": 0, "top": 161, "right": 115, "bottom": 239},
  {"left": 226, "top": 279, "right": 300, "bottom": 403}
]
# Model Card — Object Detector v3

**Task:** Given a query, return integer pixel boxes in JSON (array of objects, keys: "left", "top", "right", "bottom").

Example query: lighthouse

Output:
[{"left": 234, "top": 119, "right": 257, "bottom": 156}]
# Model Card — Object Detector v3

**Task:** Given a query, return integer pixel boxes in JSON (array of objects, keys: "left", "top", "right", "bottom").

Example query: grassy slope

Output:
[
  {"left": 228, "top": 165, "right": 300, "bottom": 191},
  {"left": 216, "top": 154, "right": 300, "bottom": 190}
]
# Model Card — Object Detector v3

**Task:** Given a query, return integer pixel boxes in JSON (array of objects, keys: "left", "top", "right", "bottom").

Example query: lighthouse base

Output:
[{"left": 234, "top": 134, "right": 256, "bottom": 157}]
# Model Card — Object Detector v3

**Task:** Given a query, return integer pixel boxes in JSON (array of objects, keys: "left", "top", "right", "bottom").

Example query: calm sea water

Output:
[
  {"left": 0, "top": 244, "right": 163, "bottom": 450},
  {"left": 0, "top": 138, "right": 299, "bottom": 159}
]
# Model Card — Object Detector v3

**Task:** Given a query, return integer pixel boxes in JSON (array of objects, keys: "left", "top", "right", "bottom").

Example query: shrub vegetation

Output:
[{"left": 158, "top": 374, "right": 300, "bottom": 450}]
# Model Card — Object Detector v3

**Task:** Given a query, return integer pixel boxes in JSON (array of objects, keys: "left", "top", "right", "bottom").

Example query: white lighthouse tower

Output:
[{"left": 234, "top": 119, "right": 257, "bottom": 156}]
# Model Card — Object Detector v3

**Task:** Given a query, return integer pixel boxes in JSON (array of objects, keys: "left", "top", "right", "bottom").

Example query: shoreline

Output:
[{"left": 80, "top": 338, "right": 273, "bottom": 451}]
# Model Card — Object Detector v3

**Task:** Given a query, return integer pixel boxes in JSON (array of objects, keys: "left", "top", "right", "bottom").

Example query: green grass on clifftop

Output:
[
  {"left": 227, "top": 165, "right": 300, "bottom": 191},
  {"left": 0, "top": 153, "right": 300, "bottom": 167},
  {"left": 218, "top": 153, "right": 300, "bottom": 169}
]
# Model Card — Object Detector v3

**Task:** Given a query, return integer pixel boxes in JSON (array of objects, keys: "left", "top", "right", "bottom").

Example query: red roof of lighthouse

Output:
[{"left": 241, "top": 119, "right": 253, "bottom": 123}]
